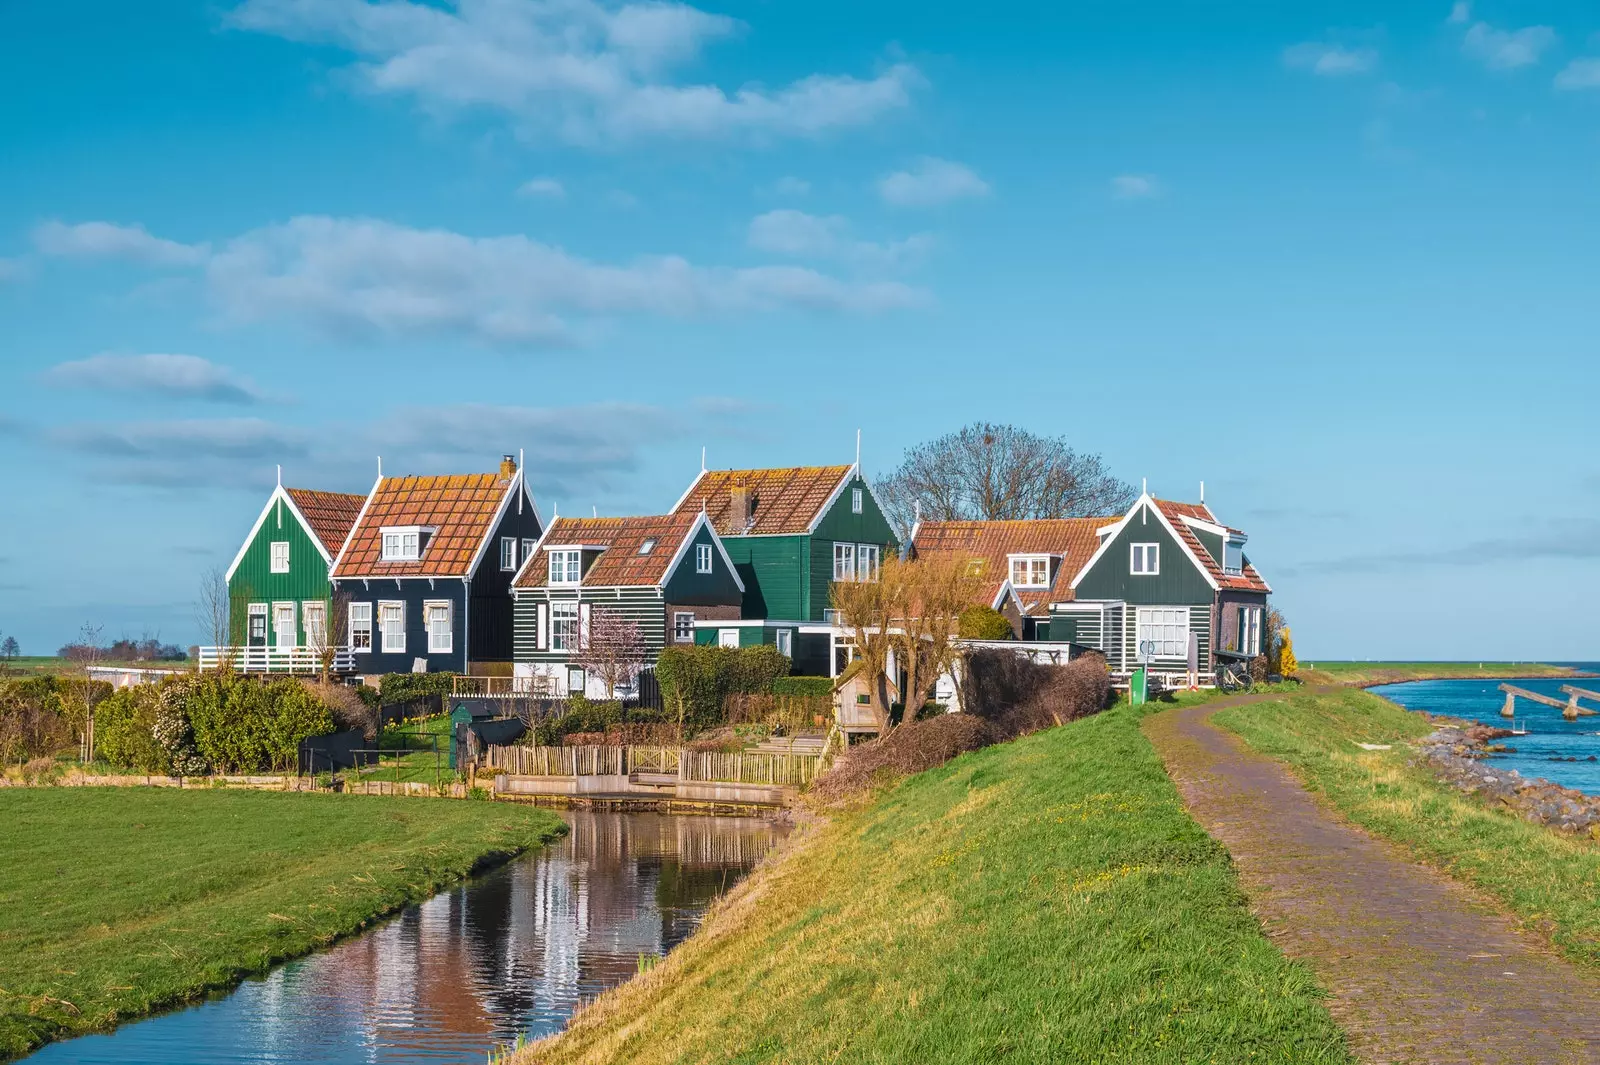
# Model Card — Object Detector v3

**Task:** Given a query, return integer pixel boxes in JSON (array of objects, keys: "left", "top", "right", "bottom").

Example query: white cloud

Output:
[
  {"left": 772, "top": 176, "right": 810, "bottom": 197},
  {"left": 1556, "top": 57, "right": 1600, "bottom": 90},
  {"left": 33, "top": 221, "right": 209, "bottom": 267},
  {"left": 746, "top": 209, "right": 932, "bottom": 268},
  {"left": 228, "top": 0, "right": 919, "bottom": 142},
  {"left": 1447, "top": 2, "right": 1471, "bottom": 25},
  {"left": 44, "top": 353, "right": 268, "bottom": 404},
  {"left": 48, "top": 418, "right": 312, "bottom": 486},
  {"left": 0, "top": 258, "right": 27, "bottom": 283},
  {"left": 877, "top": 158, "right": 990, "bottom": 208},
  {"left": 1110, "top": 174, "right": 1160, "bottom": 200},
  {"left": 517, "top": 176, "right": 566, "bottom": 198},
  {"left": 1283, "top": 42, "right": 1379, "bottom": 76},
  {"left": 1461, "top": 21, "right": 1557, "bottom": 70}
]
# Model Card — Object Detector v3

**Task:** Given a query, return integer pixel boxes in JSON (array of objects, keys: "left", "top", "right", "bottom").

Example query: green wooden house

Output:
[
  {"left": 510, "top": 511, "right": 744, "bottom": 697},
  {"left": 216, "top": 482, "right": 365, "bottom": 672},
  {"left": 668, "top": 463, "right": 898, "bottom": 675}
]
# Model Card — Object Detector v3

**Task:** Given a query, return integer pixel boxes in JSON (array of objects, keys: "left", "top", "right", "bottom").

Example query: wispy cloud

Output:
[
  {"left": 33, "top": 220, "right": 209, "bottom": 267},
  {"left": 47, "top": 417, "right": 311, "bottom": 487},
  {"left": 1556, "top": 57, "right": 1600, "bottom": 90},
  {"left": 746, "top": 209, "right": 933, "bottom": 269},
  {"left": 1284, "top": 520, "right": 1600, "bottom": 576},
  {"left": 771, "top": 176, "right": 810, "bottom": 197},
  {"left": 1110, "top": 174, "right": 1160, "bottom": 200},
  {"left": 0, "top": 257, "right": 27, "bottom": 283},
  {"left": 877, "top": 158, "right": 990, "bottom": 208},
  {"left": 40, "top": 215, "right": 927, "bottom": 347},
  {"left": 1446, "top": 2, "right": 1471, "bottom": 26},
  {"left": 44, "top": 353, "right": 270, "bottom": 404},
  {"left": 1460, "top": 20, "right": 1558, "bottom": 70},
  {"left": 517, "top": 176, "right": 566, "bottom": 198},
  {"left": 228, "top": 0, "right": 920, "bottom": 142},
  {"left": 1283, "top": 41, "right": 1379, "bottom": 76}
]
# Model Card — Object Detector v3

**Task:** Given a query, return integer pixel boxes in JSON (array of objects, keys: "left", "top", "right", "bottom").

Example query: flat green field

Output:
[
  {"left": 0, "top": 788, "right": 566, "bottom": 1059},
  {"left": 1214, "top": 689, "right": 1600, "bottom": 970},
  {"left": 518, "top": 697, "right": 1350, "bottom": 1065},
  {"left": 1297, "top": 661, "right": 1576, "bottom": 686}
]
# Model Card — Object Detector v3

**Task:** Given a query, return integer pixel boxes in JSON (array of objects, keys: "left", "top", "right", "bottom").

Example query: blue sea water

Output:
[{"left": 1371, "top": 665, "right": 1600, "bottom": 796}]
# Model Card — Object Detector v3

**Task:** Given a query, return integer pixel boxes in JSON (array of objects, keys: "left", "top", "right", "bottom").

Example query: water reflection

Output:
[{"left": 25, "top": 811, "right": 786, "bottom": 1065}]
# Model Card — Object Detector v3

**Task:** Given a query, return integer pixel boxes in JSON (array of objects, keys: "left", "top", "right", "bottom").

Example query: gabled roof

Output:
[
  {"left": 1153, "top": 499, "right": 1271, "bottom": 593},
  {"left": 284, "top": 488, "right": 365, "bottom": 558},
  {"left": 911, "top": 518, "right": 1112, "bottom": 615},
  {"left": 670, "top": 465, "right": 855, "bottom": 536},
  {"left": 514, "top": 511, "right": 743, "bottom": 591},
  {"left": 332, "top": 470, "right": 532, "bottom": 579}
]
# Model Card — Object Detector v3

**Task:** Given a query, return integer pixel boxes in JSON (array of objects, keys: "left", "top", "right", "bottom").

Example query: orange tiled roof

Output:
[
  {"left": 672, "top": 465, "right": 853, "bottom": 536},
  {"left": 284, "top": 488, "right": 365, "bottom": 558},
  {"left": 1152, "top": 499, "right": 1271, "bottom": 593},
  {"left": 911, "top": 518, "right": 1112, "bottom": 614},
  {"left": 515, "top": 513, "right": 702, "bottom": 589},
  {"left": 333, "top": 473, "right": 514, "bottom": 578}
]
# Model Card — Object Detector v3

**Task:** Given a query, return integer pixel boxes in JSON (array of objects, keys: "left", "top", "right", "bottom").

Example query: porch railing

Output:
[{"left": 198, "top": 646, "right": 357, "bottom": 674}]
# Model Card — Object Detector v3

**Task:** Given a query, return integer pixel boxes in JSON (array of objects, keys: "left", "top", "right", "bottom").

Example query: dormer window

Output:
[
  {"left": 1008, "top": 555, "right": 1051, "bottom": 589},
  {"left": 1223, "top": 539, "right": 1245, "bottom": 576},
  {"left": 548, "top": 549, "right": 581, "bottom": 584},
  {"left": 380, "top": 527, "right": 424, "bottom": 561},
  {"left": 639, "top": 538, "right": 657, "bottom": 555}
]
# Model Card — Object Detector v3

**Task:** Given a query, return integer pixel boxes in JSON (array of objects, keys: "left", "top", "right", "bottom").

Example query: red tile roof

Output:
[
  {"left": 911, "top": 518, "right": 1112, "bottom": 614},
  {"left": 332, "top": 473, "right": 515, "bottom": 578},
  {"left": 672, "top": 465, "right": 853, "bottom": 536},
  {"left": 1152, "top": 499, "right": 1271, "bottom": 593},
  {"left": 284, "top": 488, "right": 365, "bottom": 559},
  {"left": 515, "top": 513, "right": 702, "bottom": 589}
]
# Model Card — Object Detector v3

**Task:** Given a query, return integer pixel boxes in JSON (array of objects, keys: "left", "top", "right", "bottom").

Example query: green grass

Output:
[
  {"left": 0, "top": 788, "right": 566, "bottom": 1059},
  {"left": 1297, "top": 661, "right": 1576, "bottom": 686},
  {"left": 516, "top": 701, "right": 1351, "bottom": 1065},
  {"left": 1214, "top": 688, "right": 1600, "bottom": 970}
]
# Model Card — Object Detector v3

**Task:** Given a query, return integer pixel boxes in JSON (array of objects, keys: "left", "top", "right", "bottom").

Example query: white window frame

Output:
[
  {"left": 1136, "top": 607, "right": 1189, "bottom": 660},
  {"left": 1223, "top": 540, "right": 1245, "bottom": 577},
  {"left": 269, "top": 541, "right": 290, "bottom": 574},
  {"left": 379, "top": 601, "right": 405, "bottom": 654},
  {"left": 548, "top": 549, "right": 581, "bottom": 585},
  {"left": 272, "top": 602, "right": 297, "bottom": 651},
  {"left": 302, "top": 600, "right": 327, "bottom": 653},
  {"left": 833, "top": 542, "right": 856, "bottom": 581},
  {"left": 550, "top": 600, "right": 578, "bottom": 651},
  {"left": 856, "top": 543, "right": 880, "bottom": 582},
  {"left": 1009, "top": 554, "right": 1050, "bottom": 589},
  {"left": 247, "top": 602, "right": 268, "bottom": 645},
  {"left": 696, "top": 543, "right": 713, "bottom": 574},
  {"left": 775, "top": 628, "right": 793, "bottom": 656},
  {"left": 500, "top": 537, "right": 518, "bottom": 572},
  {"left": 1238, "top": 604, "right": 1262, "bottom": 657},
  {"left": 424, "top": 599, "right": 453, "bottom": 654},
  {"left": 640, "top": 538, "right": 658, "bottom": 556},
  {"left": 851, "top": 488, "right": 863, "bottom": 514},
  {"left": 673, "top": 611, "right": 695, "bottom": 643},
  {"left": 380, "top": 527, "right": 423, "bottom": 562},
  {"left": 1130, "top": 543, "right": 1160, "bottom": 575},
  {"left": 349, "top": 602, "right": 373, "bottom": 653},
  {"left": 718, "top": 628, "right": 740, "bottom": 648},
  {"left": 522, "top": 538, "right": 538, "bottom": 565}
]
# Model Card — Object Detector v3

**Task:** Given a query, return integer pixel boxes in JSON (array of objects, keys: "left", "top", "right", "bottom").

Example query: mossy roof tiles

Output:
[
  {"left": 333, "top": 472, "right": 514, "bottom": 578},
  {"left": 516, "top": 513, "right": 702, "bottom": 589},
  {"left": 672, "top": 465, "right": 853, "bottom": 536},
  {"left": 283, "top": 488, "right": 366, "bottom": 558},
  {"left": 911, "top": 518, "right": 1113, "bottom": 614}
]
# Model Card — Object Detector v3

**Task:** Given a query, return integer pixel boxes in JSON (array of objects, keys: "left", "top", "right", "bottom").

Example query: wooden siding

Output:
[
  {"left": 809, "top": 474, "right": 899, "bottom": 623},
  {"left": 334, "top": 580, "right": 468, "bottom": 675},
  {"left": 662, "top": 522, "right": 745, "bottom": 605},
  {"left": 1190, "top": 526, "right": 1224, "bottom": 565},
  {"left": 227, "top": 495, "right": 331, "bottom": 646},
  {"left": 514, "top": 587, "right": 668, "bottom": 666},
  {"left": 1074, "top": 501, "right": 1215, "bottom": 606},
  {"left": 718, "top": 534, "right": 808, "bottom": 620}
]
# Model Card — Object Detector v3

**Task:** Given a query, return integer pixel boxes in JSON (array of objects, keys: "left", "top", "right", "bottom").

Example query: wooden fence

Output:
[
  {"left": 485, "top": 743, "right": 820, "bottom": 786},
  {"left": 681, "top": 749, "right": 819, "bottom": 786}
]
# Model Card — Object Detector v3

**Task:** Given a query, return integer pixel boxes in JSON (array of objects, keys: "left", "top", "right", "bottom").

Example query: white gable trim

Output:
[
  {"left": 804, "top": 465, "right": 893, "bottom": 536},
  {"left": 225, "top": 485, "right": 336, "bottom": 584},
  {"left": 329, "top": 475, "right": 383, "bottom": 579},
  {"left": 1066, "top": 495, "right": 1220, "bottom": 593},
  {"left": 669, "top": 468, "right": 710, "bottom": 517},
  {"left": 509, "top": 516, "right": 562, "bottom": 591},
  {"left": 659, "top": 511, "right": 746, "bottom": 594},
  {"left": 465, "top": 468, "right": 542, "bottom": 581}
]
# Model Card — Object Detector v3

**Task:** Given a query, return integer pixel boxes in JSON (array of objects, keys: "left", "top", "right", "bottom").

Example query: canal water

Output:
[
  {"left": 1372, "top": 666, "right": 1600, "bottom": 796},
  {"left": 23, "top": 811, "right": 787, "bottom": 1065}
]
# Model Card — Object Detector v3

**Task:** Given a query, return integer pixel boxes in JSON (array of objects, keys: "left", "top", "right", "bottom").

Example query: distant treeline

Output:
[{"left": 57, "top": 637, "right": 188, "bottom": 662}]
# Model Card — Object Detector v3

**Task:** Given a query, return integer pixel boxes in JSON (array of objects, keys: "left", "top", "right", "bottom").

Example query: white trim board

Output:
[
  {"left": 1066, "top": 495, "right": 1220, "bottom": 593},
  {"left": 225, "top": 485, "right": 336, "bottom": 583}
]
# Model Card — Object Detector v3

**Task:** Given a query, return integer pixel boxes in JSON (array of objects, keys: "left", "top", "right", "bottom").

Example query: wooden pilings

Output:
[{"left": 1500, "top": 683, "right": 1600, "bottom": 722}]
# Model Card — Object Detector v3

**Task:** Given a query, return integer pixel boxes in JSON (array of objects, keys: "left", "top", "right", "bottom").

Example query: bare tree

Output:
[
  {"left": 64, "top": 623, "right": 104, "bottom": 764},
  {"left": 573, "top": 607, "right": 647, "bottom": 700},
  {"left": 876, "top": 422, "right": 1137, "bottom": 536},
  {"left": 314, "top": 595, "right": 350, "bottom": 684},
  {"left": 830, "top": 567, "right": 898, "bottom": 732},
  {"left": 196, "top": 565, "right": 232, "bottom": 672},
  {"left": 892, "top": 556, "right": 982, "bottom": 728}
]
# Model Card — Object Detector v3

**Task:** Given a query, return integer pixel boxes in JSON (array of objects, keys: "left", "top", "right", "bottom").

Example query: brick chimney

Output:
[
  {"left": 729, "top": 485, "right": 753, "bottom": 532},
  {"left": 499, "top": 454, "right": 517, "bottom": 479}
]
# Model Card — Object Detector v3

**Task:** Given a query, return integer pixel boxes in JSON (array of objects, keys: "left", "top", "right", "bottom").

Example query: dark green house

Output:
[
  {"left": 217, "top": 483, "right": 365, "bottom": 671},
  {"left": 668, "top": 463, "right": 898, "bottom": 675}
]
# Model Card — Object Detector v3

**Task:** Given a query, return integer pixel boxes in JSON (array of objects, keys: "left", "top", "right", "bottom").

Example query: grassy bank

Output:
[
  {"left": 0, "top": 788, "right": 566, "bottom": 1059},
  {"left": 1214, "top": 689, "right": 1600, "bottom": 970},
  {"left": 516, "top": 698, "right": 1350, "bottom": 1065},
  {"left": 1297, "top": 661, "right": 1577, "bottom": 687}
]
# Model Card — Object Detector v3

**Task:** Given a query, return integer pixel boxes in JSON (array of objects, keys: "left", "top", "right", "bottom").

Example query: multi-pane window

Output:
[
  {"left": 834, "top": 542, "right": 880, "bottom": 582},
  {"left": 1223, "top": 541, "right": 1245, "bottom": 576},
  {"left": 673, "top": 611, "right": 695, "bottom": 642},
  {"left": 500, "top": 537, "right": 517, "bottom": 572},
  {"left": 273, "top": 603, "right": 297, "bottom": 650},
  {"left": 696, "top": 544, "right": 713, "bottom": 573},
  {"left": 248, "top": 603, "right": 267, "bottom": 644},
  {"left": 1136, "top": 607, "right": 1189, "bottom": 659},
  {"left": 522, "top": 538, "right": 537, "bottom": 564},
  {"left": 379, "top": 602, "right": 405, "bottom": 653},
  {"left": 1009, "top": 556, "right": 1050, "bottom": 588},
  {"left": 775, "top": 628, "right": 793, "bottom": 656},
  {"left": 424, "top": 601, "right": 452, "bottom": 653},
  {"left": 833, "top": 542, "right": 856, "bottom": 581},
  {"left": 851, "top": 488, "right": 863, "bottom": 514},
  {"left": 302, "top": 602, "right": 327, "bottom": 652},
  {"left": 1237, "top": 605, "right": 1262, "bottom": 656},
  {"left": 1130, "top": 543, "right": 1160, "bottom": 575},
  {"left": 549, "top": 550, "right": 581, "bottom": 584},
  {"left": 270, "top": 541, "right": 289, "bottom": 573},
  {"left": 551, "top": 600, "right": 578, "bottom": 650},
  {"left": 381, "top": 529, "right": 421, "bottom": 561},
  {"left": 349, "top": 603, "right": 373, "bottom": 652},
  {"left": 856, "top": 544, "right": 880, "bottom": 582}
]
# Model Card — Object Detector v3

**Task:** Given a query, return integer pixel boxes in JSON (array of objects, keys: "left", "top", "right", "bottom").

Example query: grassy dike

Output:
[
  {"left": 1214, "top": 688, "right": 1600, "bottom": 970},
  {"left": 1297, "top": 661, "right": 1578, "bottom": 686},
  {"left": 517, "top": 699, "right": 1352, "bottom": 1065},
  {"left": 0, "top": 788, "right": 566, "bottom": 1059}
]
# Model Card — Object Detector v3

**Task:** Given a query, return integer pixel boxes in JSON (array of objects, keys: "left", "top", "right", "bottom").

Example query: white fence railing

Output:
[{"left": 198, "top": 646, "right": 357, "bottom": 674}]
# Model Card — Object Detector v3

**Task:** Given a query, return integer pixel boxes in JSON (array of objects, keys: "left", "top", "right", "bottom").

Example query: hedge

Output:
[
  {"left": 958, "top": 606, "right": 1013, "bottom": 640},
  {"left": 772, "top": 676, "right": 834, "bottom": 698},
  {"left": 379, "top": 673, "right": 459, "bottom": 704},
  {"left": 655, "top": 644, "right": 791, "bottom": 734}
]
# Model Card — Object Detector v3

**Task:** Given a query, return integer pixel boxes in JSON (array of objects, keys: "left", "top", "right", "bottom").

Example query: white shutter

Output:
[
  {"left": 537, "top": 602, "right": 549, "bottom": 650},
  {"left": 579, "top": 602, "right": 591, "bottom": 649}
]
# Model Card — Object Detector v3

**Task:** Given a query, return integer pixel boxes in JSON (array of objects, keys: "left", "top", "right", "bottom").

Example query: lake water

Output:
[
  {"left": 1372, "top": 666, "right": 1600, "bottom": 796},
  {"left": 23, "top": 810, "right": 787, "bottom": 1065}
]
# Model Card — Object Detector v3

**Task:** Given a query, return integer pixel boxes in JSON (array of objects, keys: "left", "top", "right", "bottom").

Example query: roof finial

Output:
[
  {"left": 1199, "top": 480, "right": 1205, "bottom": 504},
  {"left": 1142, "top": 476, "right": 1148, "bottom": 497},
  {"left": 593, "top": 505, "right": 598, "bottom": 518},
  {"left": 377, "top": 455, "right": 383, "bottom": 479},
  {"left": 518, "top": 448, "right": 525, "bottom": 515},
  {"left": 700, "top": 445, "right": 706, "bottom": 473},
  {"left": 855, "top": 428, "right": 861, "bottom": 471},
  {"left": 276, "top": 463, "right": 281, "bottom": 488},
  {"left": 553, "top": 500, "right": 558, "bottom": 519}
]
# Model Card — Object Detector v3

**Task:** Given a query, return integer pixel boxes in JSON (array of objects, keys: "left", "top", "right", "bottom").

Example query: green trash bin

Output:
[
  {"left": 448, "top": 702, "right": 475, "bottom": 769},
  {"left": 1130, "top": 667, "right": 1148, "bottom": 707}
]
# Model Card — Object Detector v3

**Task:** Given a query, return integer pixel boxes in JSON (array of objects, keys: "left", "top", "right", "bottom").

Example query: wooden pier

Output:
[{"left": 1499, "top": 683, "right": 1599, "bottom": 721}]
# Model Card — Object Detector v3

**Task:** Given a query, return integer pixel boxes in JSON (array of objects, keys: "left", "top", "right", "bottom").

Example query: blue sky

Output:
[{"left": 1, "top": 0, "right": 1597, "bottom": 659}]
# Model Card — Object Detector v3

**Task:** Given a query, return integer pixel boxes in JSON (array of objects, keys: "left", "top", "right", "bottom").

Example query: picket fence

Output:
[{"left": 485, "top": 743, "right": 820, "bottom": 786}]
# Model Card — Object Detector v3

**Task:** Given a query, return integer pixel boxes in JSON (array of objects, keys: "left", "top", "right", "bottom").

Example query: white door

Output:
[
  {"left": 302, "top": 602, "right": 327, "bottom": 653},
  {"left": 273, "top": 603, "right": 297, "bottom": 650},
  {"left": 718, "top": 629, "right": 739, "bottom": 648}
]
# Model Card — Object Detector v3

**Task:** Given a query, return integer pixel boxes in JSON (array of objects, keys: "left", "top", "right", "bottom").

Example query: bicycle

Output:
[{"left": 1217, "top": 660, "right": 1255, "bottom": 693}]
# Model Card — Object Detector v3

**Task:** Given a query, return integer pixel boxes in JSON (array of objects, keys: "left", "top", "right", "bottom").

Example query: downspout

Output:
[{"left": 462, "top": 576, "right": 470, "bottom": 676}]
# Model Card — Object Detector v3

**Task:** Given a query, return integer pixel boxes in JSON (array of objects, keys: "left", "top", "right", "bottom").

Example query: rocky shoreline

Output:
[{"left": 1415, "top": 722, "right": 1600, "bottom": 837}]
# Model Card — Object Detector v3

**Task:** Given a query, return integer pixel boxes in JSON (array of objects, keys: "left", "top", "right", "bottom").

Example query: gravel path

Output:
[{"left": 1143, "top": 693, "right": 1600, "bottom": 1065}]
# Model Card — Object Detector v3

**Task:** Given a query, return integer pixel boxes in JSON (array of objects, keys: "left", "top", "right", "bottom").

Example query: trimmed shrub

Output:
[
  {"left": 727, "top": 644, "right": 791, "bottom": 693},
  {"left": 772, "top": 676, "right": 834, "bottom": 698},
  {"left": 94, "top": 686, "right": 168, "bottom": 774},
  {"left": 187, "top": 675, "right": 336, "bottom": 773},
  {"left": 379, "top": 673, "right": 459, "bottom": 704},
  {"left": 535, "top": 696, "right": 622, "bottom": 746},
  {"left": 154, "top": 680, "right": 207, "bottom": 775},
  {"left": 354, "top": 684, "right": 381, "bottom": 710},
  {"left": 0, "top": 677, "right": 75, "bottom": 765},
  {"left": 958, "top": 606, "right": 1013, "bottom": 640},
  {"left": 656, "top": 644, "right": 794, "bottom": 735}
]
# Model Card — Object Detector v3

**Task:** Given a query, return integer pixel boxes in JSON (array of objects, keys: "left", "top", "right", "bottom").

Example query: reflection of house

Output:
[
  {"left": 330, "top": 456, "right": 542, "bottom": 678},
  {"left": 668, "top": 462, "right": 898, "bottom": 675},
  {"left": 509, "top": 512, "right": 743, "bottom": 698}
]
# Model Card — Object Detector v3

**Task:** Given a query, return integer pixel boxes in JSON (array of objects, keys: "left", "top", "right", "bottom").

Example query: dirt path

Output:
[{"left": 1143, "top": 694, "right": 1600, "bottom": 1065}]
